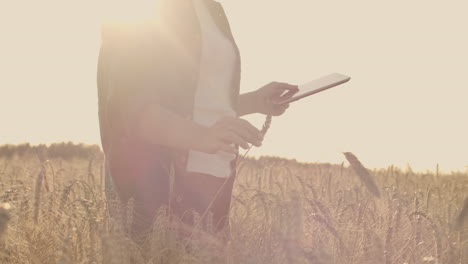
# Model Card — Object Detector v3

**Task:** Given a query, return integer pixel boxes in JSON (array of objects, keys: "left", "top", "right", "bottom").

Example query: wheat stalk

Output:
[
  {"left": 343, "top": 152, "right": 381, "bottom": 198},
  {"left": 0, "top": 203, "right": 11, "bottom": 239},
  {"left": 455, "top": 197, "right": 468, "bottom": 229},
  {"left": 34, "top": 164, "right": 46, "bottom": 224}
]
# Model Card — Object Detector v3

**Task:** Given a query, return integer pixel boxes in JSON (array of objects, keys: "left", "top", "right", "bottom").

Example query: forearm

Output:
[
  {"left": 236, "top": 91, "right": 259, "bottom": 117},
  {"left": 137, "top": 104, "right": 206, "bottom": 150}
]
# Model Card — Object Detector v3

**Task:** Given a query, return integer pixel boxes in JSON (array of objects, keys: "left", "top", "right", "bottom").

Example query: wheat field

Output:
[{"left": 0, "top": 147, "right": 467, "bottom": 264}]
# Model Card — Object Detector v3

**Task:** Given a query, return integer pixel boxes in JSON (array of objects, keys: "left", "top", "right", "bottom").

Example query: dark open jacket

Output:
[{"left": 97, "top": 0, "right": 241, "bottom": 202}]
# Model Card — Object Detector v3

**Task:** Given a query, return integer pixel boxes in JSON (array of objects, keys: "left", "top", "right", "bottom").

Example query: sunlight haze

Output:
[{"left": 0, "top": 0, "right": 467, "bottom": 172}]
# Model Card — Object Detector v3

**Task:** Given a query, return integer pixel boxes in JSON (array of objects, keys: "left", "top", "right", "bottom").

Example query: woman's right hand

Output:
[{"left": 193, "top": 116, "right": 264, "bottom": 154}]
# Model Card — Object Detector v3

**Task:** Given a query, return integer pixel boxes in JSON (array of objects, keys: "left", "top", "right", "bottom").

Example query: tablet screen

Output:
[{"left": 276, "top": 73, "right": 351, "bottom": 105}]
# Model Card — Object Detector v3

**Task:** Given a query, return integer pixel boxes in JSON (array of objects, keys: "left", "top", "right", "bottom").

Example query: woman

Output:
[{"left": 97, "top": 0, "right": 298, "bottom": 241}]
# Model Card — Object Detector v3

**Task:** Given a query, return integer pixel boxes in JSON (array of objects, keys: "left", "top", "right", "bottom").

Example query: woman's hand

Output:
[
  {"left": 193, "top": 116, "right": 264, "bottom": 154},
  {"left": 254, "top": 82, "right": 299, "bottom": 116},
  {"left": 237, "top": 82, "right": 299, "bottom": 117}
]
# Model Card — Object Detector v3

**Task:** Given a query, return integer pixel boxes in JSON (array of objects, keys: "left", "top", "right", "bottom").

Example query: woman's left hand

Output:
[{"left": 253, "top": 82, "right": 299, "bottom": 116}]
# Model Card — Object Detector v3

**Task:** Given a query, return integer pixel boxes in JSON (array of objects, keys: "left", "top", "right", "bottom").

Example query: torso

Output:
[
  {"left": 98, "top": 0, "right": 242, "bottom": 200},
  {"left": 186, "top": 0, "right": 238, "bottom": 178}
]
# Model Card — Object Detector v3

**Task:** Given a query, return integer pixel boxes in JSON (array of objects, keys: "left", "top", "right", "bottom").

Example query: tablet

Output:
[{"left": 275, "top": 73, "right": 351, "bottom": 105}]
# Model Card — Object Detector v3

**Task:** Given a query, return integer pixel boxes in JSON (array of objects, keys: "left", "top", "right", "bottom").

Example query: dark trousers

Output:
[
  {"left": 106, "top": 164, "right": 236, "bottom": 243},
  {"left": 172, "top": 171, "right": 236, "bottom": 235}
]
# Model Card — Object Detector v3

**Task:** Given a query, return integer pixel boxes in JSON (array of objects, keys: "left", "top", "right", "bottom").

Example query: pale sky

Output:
[{"left": 0, "top": 0, "right": 467, "bottom": 172}]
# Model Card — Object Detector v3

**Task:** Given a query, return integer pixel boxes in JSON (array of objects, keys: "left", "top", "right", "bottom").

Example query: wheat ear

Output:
[
  {"left": 238, "top": 115, "right": 272, "bottom": 163},
  {"left": 455, "top": 197, "right": 468, "bottom": 229},
  {"left": 343, "top": 152, "right": 381, "bottom": 198}
]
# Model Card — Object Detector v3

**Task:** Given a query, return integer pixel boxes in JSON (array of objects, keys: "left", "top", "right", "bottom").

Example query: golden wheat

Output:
[{"left": 0, "top": 153, "right": 466, "bottom": 263}]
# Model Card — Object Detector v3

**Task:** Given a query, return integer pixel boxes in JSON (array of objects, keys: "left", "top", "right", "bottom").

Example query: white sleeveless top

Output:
[{"left": 185, "top": 0, "right": 237, "bottom": 178}]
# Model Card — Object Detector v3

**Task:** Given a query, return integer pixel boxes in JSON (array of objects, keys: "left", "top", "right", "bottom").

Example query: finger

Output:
[
  {"left": 274, "top": 83, "right": 299, "bottom": 92},
  {"left": 220, "top": 131, "right": 250, "bottom": 149},
  {"left": 217, "top": 143, "right": 238, "bottom": 154},
  {"left": 283, "top": 103, "right": 290, "bottom": 109},
  {"left": 224, "top": 117, "right": 260, "bottom": 136},
  {"left": 237, "top": 119, "right": 263, "bottom": 139},
  {"left": 273, "top": 109, "right": 286, "bottom": 116},
  {"left": 273, "top": 104, "right": 289, "bottom": 115},
  {"left": 279, "top": 90, "right": 298, "bottom": 100},
  {"left": 223, "top": 117, "right": 262, "bottom": 141},
  {"left": 228, "top": 125, "right": 262, "bottom": 146},
  {"left": 269, "top": 89, "right": 297, "bottom": 105}
]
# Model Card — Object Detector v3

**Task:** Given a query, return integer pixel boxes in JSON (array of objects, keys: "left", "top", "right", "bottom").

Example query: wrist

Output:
[{"left": 237, "top": 91, "right": 260, "bottom": 116}]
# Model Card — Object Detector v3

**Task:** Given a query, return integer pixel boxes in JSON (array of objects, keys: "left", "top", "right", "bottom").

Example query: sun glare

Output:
[{"left": 101, "top": 0, "right": 161, "bottom": 23}]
